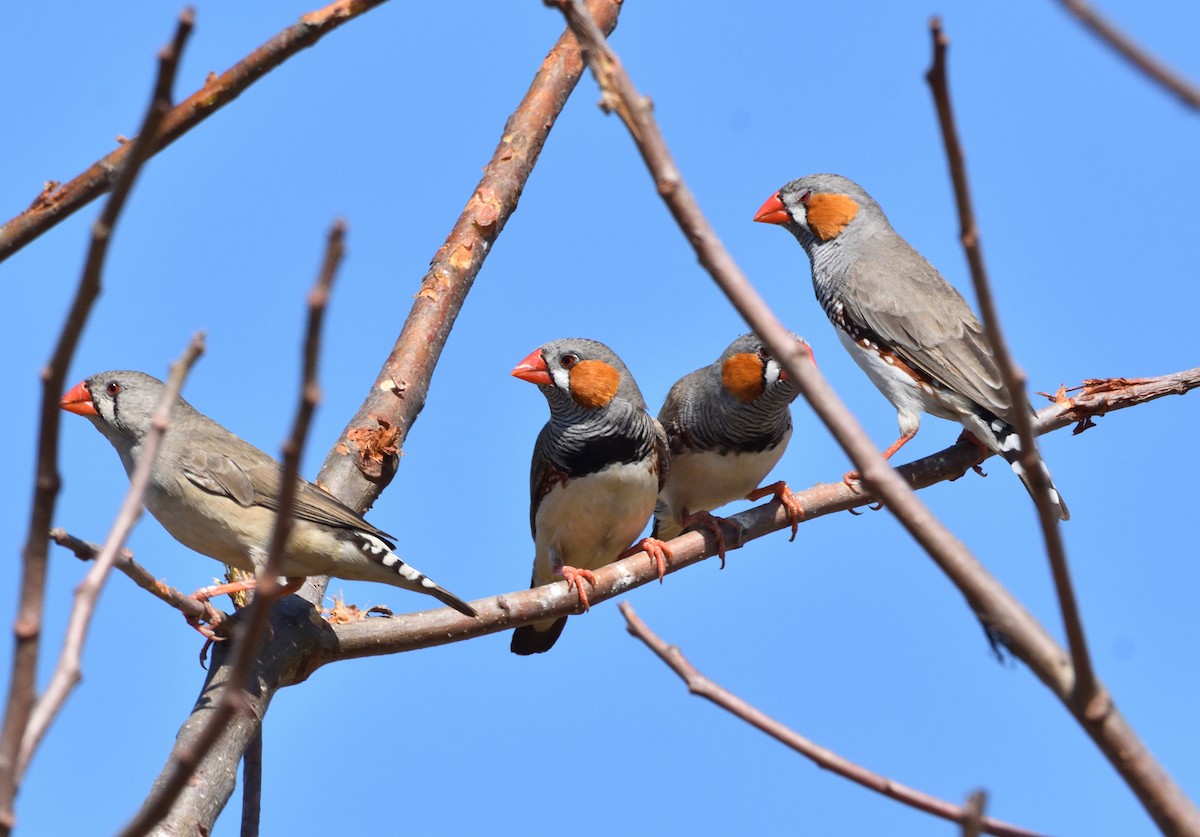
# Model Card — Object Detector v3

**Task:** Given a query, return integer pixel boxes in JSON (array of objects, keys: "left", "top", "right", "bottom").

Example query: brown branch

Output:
[
  {"left": 318, "top": 368, "right": 1200, "bottom": 662},
  {"left": 306, "top": 0, "right": 624, "bottom": 601},
  {"left": 1054, "top": 0, "right": 1200, "bottom": 110},
  {"left": 543, "top": 4, "right": 1200, "bottom": 834},
  {"left": 924, "top": 18, "right": 1098, "bottom": 707},
  {"left": 619, "top": 604, "right": 1045, "bottom": 837},
  {"left": 19, "top": 336, "right": 205, "bottom": 777},
  {"left": 119, "top": 221, "right": 344, "bottom": 837},
  {"left": 0, "top": 12, "right": 194, "bottom": 833},
  {"left": 48, "top": 529, "right": 227, "bottom": 631},
  {"left": 0, "top": 0, "right": 393, "bottom": 264}
]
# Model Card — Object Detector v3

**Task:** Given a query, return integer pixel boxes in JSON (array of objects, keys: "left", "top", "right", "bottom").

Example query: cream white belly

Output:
[
  {"left": 657, "top": 432, "right": 789, "bottom": 527},
  {"left": 532, "top": 460, "right": 657, "bottom": 586}
]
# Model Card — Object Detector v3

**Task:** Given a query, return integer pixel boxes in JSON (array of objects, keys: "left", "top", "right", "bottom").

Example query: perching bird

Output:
[
  {"left": 754, "top": 173, "right": 1068, "bottom": 520},
  {"left": 510, "top": 339, "right": 671, "bottom": 655},
  {"left": 61, "top": 370, "right": 477, "bottom": 618},
  {"left": 654, "top": 333, "right": 809, "bottom": 564}
]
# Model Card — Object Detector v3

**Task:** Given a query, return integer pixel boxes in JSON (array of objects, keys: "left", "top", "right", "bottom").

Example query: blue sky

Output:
[{"left": 3, "top": 2, "right": 1198, "bottom": 834}]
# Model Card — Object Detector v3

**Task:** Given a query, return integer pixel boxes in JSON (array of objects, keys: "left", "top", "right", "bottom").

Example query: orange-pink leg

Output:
[
  {"left": 843, "top": 430, "right": 917, "bottom": 486},
  {"left": 619, "top": 537, "right": 674, "bottom": 582},
  {"left": 186, "top": 576, "right": 304, "bottom": 638},
  {"left": 746, "top": 480, "right": 804, "bottom": 541},
  {"left": 677, "top": 510, "right": 729, "bottom": 569},
  {"left": 558, "top": 565, "right": 599, "bottom": 612}
]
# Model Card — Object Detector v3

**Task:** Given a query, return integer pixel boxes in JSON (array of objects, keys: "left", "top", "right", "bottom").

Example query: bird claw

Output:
[
  {"left": 620, "top": 537, "right": 674, "bottom": 582},
  {"left": 559, "top": 565, "right": 598, "bottom": 612},
  {"left": 746, "top": 480, "right": 804, "bottom": 542},
  {"left": 678, "top": 510, "right": 729, "bottom": 569}
]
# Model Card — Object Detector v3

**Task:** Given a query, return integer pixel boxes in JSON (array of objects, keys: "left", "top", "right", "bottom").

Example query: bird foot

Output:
[
  {"left": 746, "top": 480, "right": 804, "bottom": 541},
  {"left": 680, "top": 510, "right": 729, "bottom": 569},
  {"left": 558, "top": 565, "right": 598, "bottom": 612},
  {"left": 619, "top": 537, "right": 674, "bottom": 582}
]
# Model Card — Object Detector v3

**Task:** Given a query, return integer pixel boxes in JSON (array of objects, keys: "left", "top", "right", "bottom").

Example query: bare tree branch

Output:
[
  {"left": 0, "top": 0, "right": 394, "bottom": 264},
  {"left": 1053, "top": 0, "right": 1200, "bottom": 110},
  {"left": 544, "top": 3, "right": 1200, "bottom": 833},
  {"left": 119, "top": 221, "right": 344, "bottom": 837},
  {"left": 19, "top": 335, "right": 204, "bottom": 778},
  {"left": 49, "top": 529, "right": 228, "bottom": 632},
  {"left": 619, "top": 604, "right": 1046, "bottom": 837},
  {"left": 309, "top": 0, "right": 626, "bottom": 549},
  {"left": 924, "top": 17, "right": 1098, "bottom": 706},
  {"left": 0, "top": 12, "right": 194, "bottom": 832}
]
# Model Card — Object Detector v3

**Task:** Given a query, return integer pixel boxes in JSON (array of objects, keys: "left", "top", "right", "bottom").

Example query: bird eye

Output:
[
  {"left": 757, "top": 347, "right": 772, "bottom": 360},
  {"left": 799, "top": 190, "right": 812, "bottom": 204},
  {"left": 105, "top": 381, "right": 121, "bottom": 395},
  {"left": 560, "top": 353, "right": 578, "bottom": 368}
]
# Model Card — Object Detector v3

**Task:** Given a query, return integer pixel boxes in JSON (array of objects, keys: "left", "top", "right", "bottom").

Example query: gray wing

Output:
[
  {"left": 179, "top": 436, "right": 396, "bottom": 546},
  {"left": 843, "top": 245, "right": 1015, "bottom": 423},
  {"left": 651, "top": 417, "right": 670, "bottom": 494},
  {"left": 528, "top": 424, "right": 565, "bottom": 539}
]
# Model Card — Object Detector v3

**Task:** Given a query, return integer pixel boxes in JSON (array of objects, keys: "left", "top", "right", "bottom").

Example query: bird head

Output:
[
  {"left": 754, "top": 173, "right": 879, "bottom": 251},
  {"left": 61, "top": 370, "right": 171, "bottom": 446},
  {"left": 512, "top": 338, "right": 645, "bottom": 414},
  {"left": 718, "top": 333, "right": 811, "bottom": 404}
]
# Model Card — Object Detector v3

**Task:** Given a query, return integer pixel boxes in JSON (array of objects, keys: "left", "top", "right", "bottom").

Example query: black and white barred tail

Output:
[
  {"left": 987, "top": 417, "right": 1070, "bottom": 522},
  {"left": 355, "top": 532, "right": 477, "bottom": 617}
]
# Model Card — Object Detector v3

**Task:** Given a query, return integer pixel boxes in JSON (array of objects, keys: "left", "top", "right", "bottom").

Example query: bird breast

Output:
[
  {"left": 660, "top": 433, "right": 788, "bottom": 521},
  {"left": 532, "top": 460, "right": 658, "bottom": 583}
]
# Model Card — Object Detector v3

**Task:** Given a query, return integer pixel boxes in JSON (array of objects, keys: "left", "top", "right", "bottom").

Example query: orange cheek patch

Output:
[
  {"left": 570, "top": 360, "right": 621, "bottom": 409},
  {"left": 806, "top": 193, "right": 859, "bottom": 241},
  {"left": 721, "top": 353, "right": 765, "bottom": 403}
]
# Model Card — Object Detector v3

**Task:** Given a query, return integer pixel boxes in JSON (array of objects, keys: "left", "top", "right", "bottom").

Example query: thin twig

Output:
[
  {"left": 619, "top": 604, "right": 1045, "bottom": 837},
  {"left": 48, "top": 529, "right": 227, "bottom": 630},
  {"left": 546, "top": 3, "right": 1200, "bottom": 834},
  {"left": 924, "top": 18, "right": 1099, "bottom": 708},
  {"left": 19, "top": 336, "right": 205, "bottom": 776},
  {"left": 0, "top": 12, "right": 194, "bottom": 832},
  {"left": 118, "top": 221, "right": 345, "bottom": 837},
  {"left": 1054, "top": 0, "right": 1200, "bottom": 110},
  {"left": 0, "top": 0, "right": 393, "bottom": 263}
]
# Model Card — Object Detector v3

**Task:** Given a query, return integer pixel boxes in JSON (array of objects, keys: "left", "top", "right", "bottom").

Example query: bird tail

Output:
[
  {"left": 511, "top": 617, "right": 568, "bottom": 655},
  {"left": 988, "top": 419, "right": 1070, "bottom": 521},
  {"left": 359, "top": 534, "right": 477, "bottom": 617}
]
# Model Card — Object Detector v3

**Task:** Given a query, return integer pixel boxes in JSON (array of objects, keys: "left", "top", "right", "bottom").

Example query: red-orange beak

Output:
[
  {"left": 61, "top": 380, "right": 99, "bottom": 417},
  {"left": 753, "top": 193, "right": 789, "bottom": 225},
  {"left": 512, "top": 349, "right": 552, "bottom": 385}
]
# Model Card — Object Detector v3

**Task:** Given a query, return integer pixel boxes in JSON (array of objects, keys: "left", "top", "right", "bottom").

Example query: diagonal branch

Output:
[
  {"left": 619, "top": 603, "right": 1047, "bottom": 837},
  {"left": 1053, "top": 0, "right": 1200, "bottom": 110},
  {"left": 924, "top": 17, "right": 1098, "bottom": 707},
  {"left": 305, "top": 0, "right": 625, "bottom": 602},
  {"left": 49, "top": 529, "right": 227, "bottom": 632},
  {"left": 0, "top": 0, "right": 393, "bottom": 264},
  {"left": 0, "top": 12, "right": 194, "bottom": 833},
  {"left": 544, "top": 3, "right": 1200, "bottom": 833},
  {"left": 118, "top": 221, "right": 345, "bottom": 837}
]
